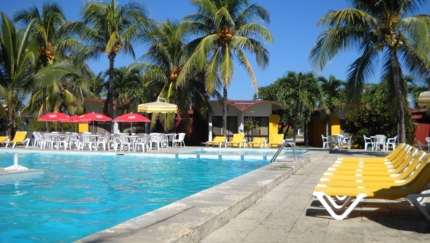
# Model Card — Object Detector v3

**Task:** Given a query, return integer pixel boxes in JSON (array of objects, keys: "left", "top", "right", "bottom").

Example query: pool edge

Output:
[{"left": 75, "top": 151, "right": 328, "bottom": 243}]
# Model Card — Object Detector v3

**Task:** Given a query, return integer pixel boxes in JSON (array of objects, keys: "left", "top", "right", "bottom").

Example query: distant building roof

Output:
[{"left": 210, "top": 100, "right": 282, "bottom": 112}]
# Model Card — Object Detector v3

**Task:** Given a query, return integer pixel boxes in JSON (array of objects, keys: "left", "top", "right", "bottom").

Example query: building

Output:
[{"left": 208, "top": 100, "right": 282, "bottom": 143}]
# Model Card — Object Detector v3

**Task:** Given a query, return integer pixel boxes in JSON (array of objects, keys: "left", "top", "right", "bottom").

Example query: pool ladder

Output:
[{"left": 270, "top": 141, "right": 297, "bottom": 163}]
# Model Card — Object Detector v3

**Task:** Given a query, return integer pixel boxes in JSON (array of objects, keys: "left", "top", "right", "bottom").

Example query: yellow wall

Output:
[
  {"left": 269, "top": 114, "right": 279, "bottom": 142},
  {"left": 308, "top": 117, "right": 341, "bottom": 147},
  {"left": 78, "top": 123, "right": 88, "bottom": 133},
  {"left": 329, "top": 117, "right": 340, "bottom": 135}
]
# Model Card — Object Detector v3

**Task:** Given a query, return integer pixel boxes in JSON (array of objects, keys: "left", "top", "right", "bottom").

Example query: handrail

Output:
[{"left": 270, "top": 140, "right": 297, "bottom": 163}]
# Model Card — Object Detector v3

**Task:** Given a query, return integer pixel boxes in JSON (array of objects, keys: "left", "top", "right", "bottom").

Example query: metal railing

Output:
[{"left": 270, "top": 140, "right": 297, "bottom": 163}]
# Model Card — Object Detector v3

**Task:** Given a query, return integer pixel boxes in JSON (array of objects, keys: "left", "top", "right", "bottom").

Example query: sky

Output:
[{"left": 1, "top": 0, "right": 430, "bottom": 100}]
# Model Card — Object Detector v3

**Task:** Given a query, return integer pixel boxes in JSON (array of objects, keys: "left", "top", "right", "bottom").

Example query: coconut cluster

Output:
[
  {"left": 217, "top": 27, "right": 233, "bottom": 45},
  {"left": 39, "top": 42, "right": 55, "bottom": 62},
  {"left": 373, "top": 28, "right": 403, "bottom": 52}
]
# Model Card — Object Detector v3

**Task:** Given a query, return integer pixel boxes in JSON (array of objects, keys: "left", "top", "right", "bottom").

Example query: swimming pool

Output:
[
  {"left": 0, "top": 151, "right": 269, "bottom": 243},
  {"left": 180, "top": 148, "right": 307, "bottom": 157}
]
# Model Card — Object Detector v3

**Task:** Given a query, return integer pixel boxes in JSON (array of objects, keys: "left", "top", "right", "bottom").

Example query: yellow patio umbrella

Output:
[
  {"left": 137, "top": 97, "right": 178, "bottom": 113},
  {"left": 137, "top": 97, "right": 178, "bottom": 132},
  {"left": 418, "top": 91, "right": 430, "bottom": 106}
]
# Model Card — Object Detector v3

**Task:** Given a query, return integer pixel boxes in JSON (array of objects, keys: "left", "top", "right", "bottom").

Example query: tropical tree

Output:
[
  {"left": 178, "top": 0, "right": 273, "bottom": 135},
  {"left": 258, "top": 71, "right": 321, "bottom": 145},
  {"left": 68, "top": 0, "right": 152, "bottom": 131},
  {"left": 0, "top": 13, "right": 34, "bottom": 137},
  {"left": 343, "top": 83, "right": 402, "bottom": 147},
  {"left": 139, "top": 20, "right": 213, "bottom": 131},
  {"left": 13, "top": 2, "right": 67, "bottom": 130},
  {"left": 89, "top": 72, "right": 107, "bottom": 100},
  {"left": 309, "top": 0, "right": 430, "bottom": 143},
  {"left": 111, "top": 65, "right": 144, "bottom": 114},
  {"left": 318, "top": 75, "right": 346, "bottom": 137}
]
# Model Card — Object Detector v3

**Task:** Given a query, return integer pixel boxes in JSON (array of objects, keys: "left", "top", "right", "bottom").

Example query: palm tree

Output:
[
  {"left": 139, "top": 20, "right": 213, "bottom": 131},
  {"left": 309, "top": 0, "right": 430, "bottom": 143},
  {"left": 111, "top": 65, "right": 144, "bottom": 114},
  {"left": 318, "top": 75, "right": 346, "bottom": 137},
  {"left": 69, "top": 0, "right": 152, "bottom": 132},
  {"left": 178, "top": 0, "right": 273, "bottom": 135},
  {"left": 275, "top": 71, "right": 321, "bottom": 144},
  {"left": 0, "top": 13, "right": 34, "bottom": 137},
  {"left": 13, "top": 2, "right": 67, "bottom": 130}
]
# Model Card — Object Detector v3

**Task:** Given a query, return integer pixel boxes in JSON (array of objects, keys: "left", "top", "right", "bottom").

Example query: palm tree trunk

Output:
[
  {"left": 389, "top": 48, "right": 406, "bottom": 143},
  {"left": 305, "top": 120, "right": 308, "bottom": 147},
  {"left": 43, "top": 87, "right": 49, "bottom": 132},
  {"left": 222, "top": 84, "right": 227, "bottom": 136},
  {"left": 108, "top": 55, "right": 115, "bottom": 133}
]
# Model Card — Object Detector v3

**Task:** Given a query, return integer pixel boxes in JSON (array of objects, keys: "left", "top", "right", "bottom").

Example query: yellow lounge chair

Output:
[
  {"left": 327, "top": 146, "right": 415, "bottom": 172},
  {"left": 4, "top": 131, "right": 30, "bottom": 148},
  {"left": 206, "top": 136, "right": 227, "bottom": 148},
  {"left": 227, "top": 134, "right": 245, "bottom": 148},
  {"left": 269, "top": 134, "right": 284, "bottom": 148},
  {"left": 312, "top": 158, "right": 430, "bottom": 221},
  {"left": 318, "top": 151, "right": 428, "bottom": 187},
  {"left": 334, "top": 143, "right": 407, "bottom": 164},
  {"left": 0, "top": 136, "right": 9, "bottom": 146},
  {"left": 248, "top": 137, "right": 266, "bottom": 148}
]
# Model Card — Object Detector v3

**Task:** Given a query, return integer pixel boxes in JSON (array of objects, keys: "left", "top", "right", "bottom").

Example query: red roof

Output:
[{"left": 210, "top": 100, "right": 282, "bottom": 112}]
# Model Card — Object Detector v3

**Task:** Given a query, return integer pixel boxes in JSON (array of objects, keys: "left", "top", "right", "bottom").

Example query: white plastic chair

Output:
[
  {"left": 69, "top": 132, "right": 80, "bottom": 150},
  {"left": 134, "top": 134, "right": 149, "bottom": 152},
  {"left": 363, "top": 135, "right": 372, "bottom": 151},
  {"left": 373, "top": 134, "right": 387, "bottom": 151},
  {"left": 321, "top": 134, "right": 329, "bottom": 148},
  {"left": 43, "top": 133, "right": 55, "bottom": 149},
  {"left": 149, "top": 133, "right": 163, "bottom": 150},
  {"left": 119, "top": 134, "right": 132, "bottom": 152},
  {"left": 58, "top": 133, "right": 71, "bottom": 150},
  {"left": 96, "top": 133, "right": 110, "bottom": 151},
  {"left": 385, "top": 135, "right": 397, "bottom": 151},
  {"left": 172, "top": 133, "right": 186, "bottom": 147},
  {"left": 33, "top": 132, "right": 45, "bottom": 148},
  {"left": 426, "top": 137, "right": 430, "bottom": 153},
  {"left": 342, "top": 135, "right": 352, "bottom": 150},
  {"left": 79, "top": 134, "right": 93, "bottom": 151}
]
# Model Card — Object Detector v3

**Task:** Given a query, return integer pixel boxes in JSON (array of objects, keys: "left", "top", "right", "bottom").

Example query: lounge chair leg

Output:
[
  {"left": 407, "top": 193, "right": 430, "bottom": 224},
  {"left": 321, "top": 195, "right": 353, "bottom": 210},
  {"left": 313, "top": 191, "right": 366, "bottom": 220}
]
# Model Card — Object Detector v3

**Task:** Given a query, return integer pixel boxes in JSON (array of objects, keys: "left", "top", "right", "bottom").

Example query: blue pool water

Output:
[
  {"left": 0, "top": 151, "right": 269, "bottom": 243},
  {"left": 180, "top": 148, "right": 307, "bottom": 156}
]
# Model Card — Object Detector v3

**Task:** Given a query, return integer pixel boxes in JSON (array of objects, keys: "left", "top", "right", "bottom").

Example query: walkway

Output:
[{"left": 201, "top": 152, "right": 430, "bottom": 243}]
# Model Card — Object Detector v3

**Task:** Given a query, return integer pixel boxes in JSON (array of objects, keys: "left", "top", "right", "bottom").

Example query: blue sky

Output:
[{"left": 2, "top": 0, "right": 430, "bottom": 100}]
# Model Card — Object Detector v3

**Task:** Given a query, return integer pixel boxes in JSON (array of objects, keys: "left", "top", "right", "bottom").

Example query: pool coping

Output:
[{"left": 75, "top": 150, "right": 328, "bottom": 243}]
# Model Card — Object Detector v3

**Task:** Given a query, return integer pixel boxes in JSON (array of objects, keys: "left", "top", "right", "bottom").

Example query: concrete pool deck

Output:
[{"left": 1, "top": 146, "right": 429, "bottom": 242}]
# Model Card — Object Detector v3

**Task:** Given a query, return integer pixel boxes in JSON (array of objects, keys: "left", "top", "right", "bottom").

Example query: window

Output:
[
  {"left": 244, "top": 116, "right": 269, "bottom": 138},
  {"left": 211, "top": 116, "right": 238, "bottom": 136}
]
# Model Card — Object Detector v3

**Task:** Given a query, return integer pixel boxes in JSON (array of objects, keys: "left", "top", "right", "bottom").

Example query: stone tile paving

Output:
[{"left": 201, "top": 152, "right": 430, "bottom": 243}]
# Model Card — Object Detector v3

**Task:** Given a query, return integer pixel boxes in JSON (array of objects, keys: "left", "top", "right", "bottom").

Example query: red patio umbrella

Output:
[
  {"left": 113, "top": 112, "right": 150, "bottom": 133},
  {"left": 38, "top": 112, "right": 70, "bottom": 122},
  {"left": 61, "top": 115, "right": 82, "bottom": 123},
  {"left": 79, "top": 112, "right": 112, "bottom": 132}
]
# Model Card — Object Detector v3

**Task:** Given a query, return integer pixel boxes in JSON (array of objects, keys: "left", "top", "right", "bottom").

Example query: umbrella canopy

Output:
[
  {"left": 113, "top": 112, "right": 150, "bottom": 133},
  {"left": 38, "top": 112, "right": 70, "bottom": 122},
  {"left": 61, "top": 115, "right": 83, "bottom": 123},
  {"left": 418, "top": 91, "right": 430, "bottom": 106},
  {"left": 137, "top": 97, "right": 178, "bottom": 113},
  {"left": 79, "top": 112, "right": 112, "bottom": 133},
  {"left": 79, "top": 112, "right": 112, "bottom": 122},
  {"left": 113, "top": 112, "right": 150, "bottom": 123}
]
